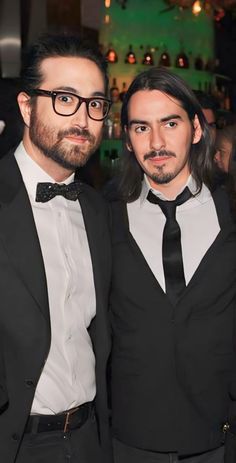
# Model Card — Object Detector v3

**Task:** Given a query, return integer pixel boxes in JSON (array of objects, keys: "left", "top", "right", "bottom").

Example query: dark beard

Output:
[
  {"left": 29, "top": 107, "right": 101, "bottom": 170},
  {"left": 144, "top": 149, "right": 177, "bottom": 184},
  {"left": 148, "top": 171, "right": 176, "bottom": 185}
]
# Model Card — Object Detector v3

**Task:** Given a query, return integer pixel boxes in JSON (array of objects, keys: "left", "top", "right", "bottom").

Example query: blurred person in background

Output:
[
  {"left": 215, "top": 125, "right": 236, "bottom": 173},
  {"left": 193, "top": 90, "right": 218, "bottom": 141},
  {"left": 214, "top": 125, "right": 236, "bottom": 215}
]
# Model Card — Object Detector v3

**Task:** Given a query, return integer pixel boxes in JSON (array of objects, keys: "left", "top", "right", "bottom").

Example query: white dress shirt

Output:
[
  {"left": 15, "top": 142, "right": 96, "bottom": 414},
  {"left": 127, "top": 175, "right": 220, "bottom": 291}
]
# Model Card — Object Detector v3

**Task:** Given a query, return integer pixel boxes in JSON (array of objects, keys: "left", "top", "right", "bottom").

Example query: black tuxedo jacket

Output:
[
  {"left": 110, "top": 187, "right": 236, "bottom": 457},
  {"left": 0, "top": 152, "right": 112, "bottom": 462}
]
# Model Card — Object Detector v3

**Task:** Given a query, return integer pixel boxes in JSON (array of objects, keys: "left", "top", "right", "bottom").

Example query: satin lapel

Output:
[
  {"left": 0, "top": 154, "right": 49, "bottom": 320},
  {"left": 182, "top": 223, "right": 235, "bottom": 293},
  {"left": 118, "top": 202, "right": 169, "bottom": 300},
  {"left": 177, "top": 186, "right": 236, "bottom": 303}
]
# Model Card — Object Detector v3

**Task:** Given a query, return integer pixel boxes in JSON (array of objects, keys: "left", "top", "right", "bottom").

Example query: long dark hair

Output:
[{"left": 118, "top": 67, "right": 215, "bottom": 202}]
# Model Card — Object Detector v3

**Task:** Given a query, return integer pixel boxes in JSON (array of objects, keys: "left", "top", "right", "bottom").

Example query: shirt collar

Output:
[
  {"left": 140, "top": 174, "right": 211, "bottom": 206},
  {"left": 14, "top": 142, "right": 75, "bottom": 201}
]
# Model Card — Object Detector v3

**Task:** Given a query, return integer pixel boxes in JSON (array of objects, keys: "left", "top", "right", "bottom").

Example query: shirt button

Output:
[
  {"left": 12, "top": 433, "right": 20, "bottom": 441},
  {"left": 25, "top": 379, "right": 34, "bottom": 388}
]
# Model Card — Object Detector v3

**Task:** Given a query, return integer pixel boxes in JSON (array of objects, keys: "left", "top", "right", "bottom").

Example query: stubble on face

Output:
[
  {"left": 29, "top": 104, "right": 102, "bottom": 170},
  {"left": 141, "top": 148, "right": 190, "bottom": 186}
]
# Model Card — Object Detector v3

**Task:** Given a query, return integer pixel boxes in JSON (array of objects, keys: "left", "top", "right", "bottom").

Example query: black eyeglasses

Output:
[{"left": 30, "top": 89, "right": 112, "bottom": 121}]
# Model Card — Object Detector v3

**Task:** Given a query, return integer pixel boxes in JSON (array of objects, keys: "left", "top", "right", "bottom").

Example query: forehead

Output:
[
  {"left": 127, "top": 89, "right": 187, "bottom": 120},
  {"left": 218, "top": 138, "right": 232, "bottom": 149},
  {"left": 39, "top": 56, "right": 105, "bottom": 94}
]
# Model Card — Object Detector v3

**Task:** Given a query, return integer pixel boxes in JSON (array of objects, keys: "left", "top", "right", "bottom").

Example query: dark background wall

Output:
[{"left": 0, "top": 0, "right": 236, "bottom": 156}]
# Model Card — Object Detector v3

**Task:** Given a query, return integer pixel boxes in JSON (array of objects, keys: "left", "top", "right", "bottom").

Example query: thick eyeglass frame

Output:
[{"left": 30, "top": 89, "right": 112, "bottom": 121}]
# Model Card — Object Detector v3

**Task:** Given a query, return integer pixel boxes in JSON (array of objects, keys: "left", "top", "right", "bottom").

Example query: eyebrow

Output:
[
  {"left": 52, "top": 86, "right": 106, "bottom": 97},
  {"left": 128, "top": 114, "right": 183, "bottom": 127}
]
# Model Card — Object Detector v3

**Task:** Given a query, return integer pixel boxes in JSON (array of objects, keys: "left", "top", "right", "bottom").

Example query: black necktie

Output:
[
  {"left": 36, "top": 181, "right": 82, "bottom": 203},
  {"left": 147, "top": 187, "right": 192, "bottom": 305}
]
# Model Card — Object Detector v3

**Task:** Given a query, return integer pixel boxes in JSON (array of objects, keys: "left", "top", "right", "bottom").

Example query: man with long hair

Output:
[{"left": 109, "top": 67, "right": 236, "bottom": 463}]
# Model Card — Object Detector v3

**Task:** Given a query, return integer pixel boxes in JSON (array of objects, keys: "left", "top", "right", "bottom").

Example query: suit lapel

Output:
[
  {"left": 0, "top": 153, "right": 49, "bottom": 320},
  {"left": 112, "top": 201, "right": 168, "bottom": 301},
  {"left": 121, "top": 189, "right": 236, "bottom": 307},
  {"left": 177, "top": 186, "right": 236, "bottom": 303}
]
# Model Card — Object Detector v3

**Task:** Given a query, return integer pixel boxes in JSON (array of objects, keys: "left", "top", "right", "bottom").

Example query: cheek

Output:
[
  {"left": 224, "top": 154, "right": 231, "bottom": 169},
  {"left": 129, "top": 134, "right": 147, "bottom": 152},
  {"left": 90, "top": 121, "right": 103, "bottom": 137}
]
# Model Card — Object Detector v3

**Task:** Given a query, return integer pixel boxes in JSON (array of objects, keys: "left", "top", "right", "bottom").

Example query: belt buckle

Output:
[{"left": 63, "top": 406, "right": 80, "bottom": 433}]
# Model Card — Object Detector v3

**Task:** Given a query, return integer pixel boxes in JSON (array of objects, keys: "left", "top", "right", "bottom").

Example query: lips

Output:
[
  {"left": 144, "top": 150, "right": 176, "bottom": 163},
  {"left": 58, "top": 127, "right": 93, "bottom": 145},
  {"left": 64, "top": 135, "right": 89, "bottom": 144},
  {"left": 148, "top": 155, "right": 172, "bottom": 163}
]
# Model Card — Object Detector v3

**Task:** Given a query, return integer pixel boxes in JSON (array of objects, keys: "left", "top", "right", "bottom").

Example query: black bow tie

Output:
[{"left": 35, "top": 181, "right": 82, "bottom": 203}]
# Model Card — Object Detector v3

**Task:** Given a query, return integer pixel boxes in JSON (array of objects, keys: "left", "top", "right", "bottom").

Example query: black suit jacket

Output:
[
  {"left": 110, "top": 187, "right": 236, "bottom": 458},
  {"left": 0, "top": 152, "right": 112, "bottom": 462}
]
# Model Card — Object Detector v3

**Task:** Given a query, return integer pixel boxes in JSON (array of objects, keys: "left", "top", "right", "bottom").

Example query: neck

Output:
[{"left": 148, "top": 171, "right": 190, "bottom": 200}]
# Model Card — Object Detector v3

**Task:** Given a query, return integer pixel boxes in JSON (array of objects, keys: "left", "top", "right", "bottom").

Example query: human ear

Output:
[
  {"left": 124, "top": 125, "right": 133, "bottom": 152},
  {"left": 192, "top": 115, "right": 202, "bottom": 144},
  {"left": 17, "top": 92, "right": 32, "bottom": 127}
]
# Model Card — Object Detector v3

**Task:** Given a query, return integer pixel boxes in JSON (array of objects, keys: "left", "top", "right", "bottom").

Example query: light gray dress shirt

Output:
[{"left": 127, "top": 175, "right": 220, "bottom": 291}]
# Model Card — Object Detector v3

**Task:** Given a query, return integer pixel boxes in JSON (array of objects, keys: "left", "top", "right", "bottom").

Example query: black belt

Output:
[{"left": 25, "top": 401, "right": 94, "bottom": 434}]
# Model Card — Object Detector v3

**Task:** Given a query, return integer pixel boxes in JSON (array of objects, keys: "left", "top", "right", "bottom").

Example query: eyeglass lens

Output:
[{"left": 54, "top": 93, "right": 109, "bottom": 119}]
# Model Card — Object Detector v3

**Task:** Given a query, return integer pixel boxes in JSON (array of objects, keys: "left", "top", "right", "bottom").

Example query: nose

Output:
[
  {"left": 214, "top": 150, "right": 222, "bottom": 169},
  {"left": 150, "top": 126, "right": 165, "bottom": 151},
  {"left": 72, "top": 101, "right": 88, "bottom": 129}
]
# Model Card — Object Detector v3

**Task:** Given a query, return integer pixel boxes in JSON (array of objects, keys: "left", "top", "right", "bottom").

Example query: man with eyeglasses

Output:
[{"left": 0, "top": 33, "right": 112, "bottom": 463}]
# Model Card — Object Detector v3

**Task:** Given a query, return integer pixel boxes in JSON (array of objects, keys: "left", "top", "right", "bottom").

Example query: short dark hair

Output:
[
  {"left": 118, "top": 67, "right": 215, "bottom": 202},
  {"left": 193, "top": 90, "right": 218, "bottom": 113},
  {"left": 20, "top": 33, "right": 109, "bottom": 95}
]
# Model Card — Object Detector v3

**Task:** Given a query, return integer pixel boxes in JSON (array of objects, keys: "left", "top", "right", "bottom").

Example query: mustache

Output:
[
  {"left": 58, "top": 127, "right": 95, "bottom": 143},
  {"left": 144, "top": 150, "right": 176, "bottom": 161}
]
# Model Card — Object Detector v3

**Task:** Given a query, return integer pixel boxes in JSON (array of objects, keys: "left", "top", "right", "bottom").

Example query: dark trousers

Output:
[
  {"left": 113, "top": 438, "right": 224, "bottom": 463},
  {"left": 16, "top": 416, "right": 105, "bottom": 463}
]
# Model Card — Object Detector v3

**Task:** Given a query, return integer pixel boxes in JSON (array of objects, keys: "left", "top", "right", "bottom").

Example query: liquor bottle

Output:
[
  {"left": 194, "top": 55, "right": 204, "bottom": 70},
  {"left": 119, "top": 82, "right": 128, "bottom": 102},
  {"left": 175, "top": 50, "right": 189, "bottom": 69},
  {"left": 159, "top": 46, "right": 171, "bottom": 67},
  {"left": 109, "top": 77, "right": 122, "bottom": 138},
  {"left": 142, "top": 47, "right": 154, "bottom": 65},
  {"left": 125, "top": 45, "right": 137, "bottom": 64},
  {"left": 105, "top": 44, "right": 118, "bottom": 63},
  {"left": 110, "top": 78, "right": 120, "bottom": 103}
]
